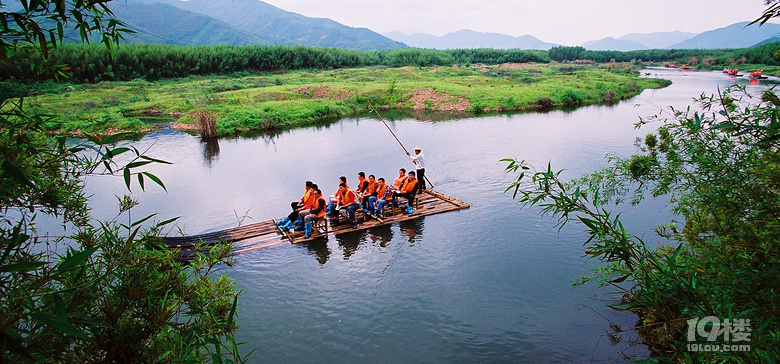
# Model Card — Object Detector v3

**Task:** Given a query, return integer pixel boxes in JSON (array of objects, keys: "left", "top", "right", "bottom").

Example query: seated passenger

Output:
[
  {"left": 393, "top": 171, "right": 418, "bottom": 214},
  {"left": 368, "top": 177, "right": 392, "bottom": 218},
  {"left": 297, "top": 188, "right": 327, "bottom": 238},
  {"left": 328, "top": 176, "right": 349, "bottom": 216},
  {"left": 362, "top": 174, "right": 377, "bottom": 212},
  {"left": 392, "top": 168, "right": 407, "bottom": 191},
  {"left": 334, "top": 183, "right": 360, "bottom": 229},
  {"left": 276, "top": 181, "right": 314, "bottom": 227}
]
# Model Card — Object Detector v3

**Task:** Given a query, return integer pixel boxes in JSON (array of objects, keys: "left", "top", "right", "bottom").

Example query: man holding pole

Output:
[{"left": 407, "top": 146, "right": 426, "bottom": 193}]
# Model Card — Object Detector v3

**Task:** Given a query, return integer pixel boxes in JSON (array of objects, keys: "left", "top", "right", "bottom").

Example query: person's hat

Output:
[{"left": 414, "top": 146, "right": 422, "bottom": 151}]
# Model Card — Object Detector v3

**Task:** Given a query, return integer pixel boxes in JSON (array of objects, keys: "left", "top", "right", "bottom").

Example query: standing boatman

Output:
[{"left": 407, "top": 146, "right": 426, "bottom": 193}]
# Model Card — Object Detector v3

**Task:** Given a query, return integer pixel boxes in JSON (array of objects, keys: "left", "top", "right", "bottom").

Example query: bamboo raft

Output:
[{"left": 161, "top": 189, "right": 469, "bottom": 258}]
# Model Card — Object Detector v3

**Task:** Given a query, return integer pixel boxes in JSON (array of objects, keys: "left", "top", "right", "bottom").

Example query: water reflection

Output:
[
  {"left": 304, "top": 239, "right": 331, "bottom": 265},
  {"left": 335, "top": 230, "right": 369, "bottom": 259},
  {"left": 201, "top": 138, "right": 220, "bottom": 166},
  {"left": 398, "top": 217, "right": 425, "bottom": 244},
  {"left": 366, "top": 225, "right": 394, "bottom": 248}
]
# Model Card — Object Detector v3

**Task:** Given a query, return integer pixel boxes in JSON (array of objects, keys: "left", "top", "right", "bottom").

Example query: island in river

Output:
[{"left": 22, "top": 62, "right": 670, "bottom": 136}]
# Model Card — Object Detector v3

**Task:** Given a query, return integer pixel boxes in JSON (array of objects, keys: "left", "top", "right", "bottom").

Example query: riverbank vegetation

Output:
[
  {"left": 5, "top": 39, "right": 780, "bottom": 136},
  {"left": 1, "top": 1, "right": 247, "bottom": 362},
  {"left": 3, "top": 41, "right": 780, "bottom": 84},
  {"left": 504, "top": 85, "right": 780, "bottom": 362},
  {"left": 12, "top": 62, "right": 669, "bottom": 136}
]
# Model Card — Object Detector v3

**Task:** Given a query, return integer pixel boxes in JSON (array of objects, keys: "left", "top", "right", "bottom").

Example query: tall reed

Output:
[{"left": 193, "top": 109, "right": 216, "bottom": 139}]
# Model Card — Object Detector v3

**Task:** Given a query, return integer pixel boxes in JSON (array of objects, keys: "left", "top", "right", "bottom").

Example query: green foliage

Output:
[
  {"left": 0, "top": 43, "right": 550, "bottom": 83},
  {"left": 503, "top": 85, "right": 780, "bottom": 362},
  {"left": 1, "top": 1, "right": 246, "bottom": 362},
  {"left": 548, "top": 46, "right": 586, "bottom": 62},
  {"left": 18, "top": 63, "right": 668, "bottom": 136}
]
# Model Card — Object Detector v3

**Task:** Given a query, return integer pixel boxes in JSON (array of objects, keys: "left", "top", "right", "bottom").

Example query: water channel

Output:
[{"left": 70, "top": 68, "right": 773, "bottom": 362}]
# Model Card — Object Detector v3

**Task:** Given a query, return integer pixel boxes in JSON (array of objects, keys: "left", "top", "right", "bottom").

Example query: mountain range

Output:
[
  {"left": 581, "top": 31, "right": 697, "bottom": 51},
  {"left": 112, "top": 0, "right": 405, "bottom": 50},
  {"left": 582, "top": 23, "right": 780, "bottom": 50},
  {"left": 384, "top": 30, "right": 557, "bottom": 50},
  {"left": 45, "top": 0, "right": 780, "bottom": 51}
]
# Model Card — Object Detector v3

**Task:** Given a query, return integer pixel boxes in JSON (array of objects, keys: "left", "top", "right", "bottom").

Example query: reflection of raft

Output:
[{"left": 161, "top": 189, "right": 469, "bottom": 259}]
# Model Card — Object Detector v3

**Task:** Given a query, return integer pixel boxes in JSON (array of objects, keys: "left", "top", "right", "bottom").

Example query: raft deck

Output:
[{"left": 161, "top": 189, "right": 469, "bottom": 257}]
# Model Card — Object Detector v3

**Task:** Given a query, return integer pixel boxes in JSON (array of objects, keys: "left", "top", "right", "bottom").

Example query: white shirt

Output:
[{"left": 409, "top": 151, "right": 425, "bottom": 169}]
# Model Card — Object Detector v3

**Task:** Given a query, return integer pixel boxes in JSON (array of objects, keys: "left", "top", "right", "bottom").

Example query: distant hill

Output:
[
  {"left": 753, "top": 36, "right": 780, "bottom": 47},
  {"left": 581, "top": 37, "right": 646, "bottom": 51},
  {"left": 668, "top": 22, "right": 780, "bottom": 49},
  {"left": 618, "top": 31, "right": 696, "bottom": 49},
  {"left": 384, "top": 29, "right": 558, "bottom": 50},
  {"left": 125, "top": 0, "right": 405, "bottom": 50},
  {"left": 110, "top": 2, "right": 266, "bottom": 45}
]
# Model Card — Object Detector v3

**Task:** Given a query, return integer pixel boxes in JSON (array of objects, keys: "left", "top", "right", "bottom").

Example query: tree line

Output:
[
  {"left": 3, "top": 42, "right": 779, "bottom": 84},
  {"left": 548, "top": 43, "right": 780, "bottom": 66},
  {"left": 0, "top": 44, "right": 549, "bottom": 83}
]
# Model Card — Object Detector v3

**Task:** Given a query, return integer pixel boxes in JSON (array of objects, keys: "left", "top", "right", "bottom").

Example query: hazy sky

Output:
[{"left": 262, "top": 0, "right": 772, "bottom": 45}]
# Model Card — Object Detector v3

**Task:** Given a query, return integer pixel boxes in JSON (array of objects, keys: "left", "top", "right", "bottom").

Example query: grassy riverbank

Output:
[{"left": 19, "top": 62, "right": 669, "bottom": 136}]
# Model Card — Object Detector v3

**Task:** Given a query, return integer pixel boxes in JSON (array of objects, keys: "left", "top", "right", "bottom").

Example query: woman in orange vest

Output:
[
  {"left": 368, "top": 177, "right": 393, "bottom": 218},
  {"left": 393, "top": 171, "right": 418, "bottom": 214},
  {"left": 297, "top": 188, "right": 327, "bottom": 238}
]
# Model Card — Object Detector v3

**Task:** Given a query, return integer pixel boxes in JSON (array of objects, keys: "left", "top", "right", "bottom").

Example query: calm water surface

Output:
[{"left": 73, "top": 69, "right": 773, "bottom": 363}]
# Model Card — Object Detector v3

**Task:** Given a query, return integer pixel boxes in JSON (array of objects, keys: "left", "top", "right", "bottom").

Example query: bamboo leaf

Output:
[
  {"left": 107, "top": 147, "right": 130, "bottom": 158},
  {"left": 30, "top": 313, "right": 91, "bottom": 340},
  {"left": 123, "top": 168, "right": 131, "bottom": 190},
  {"left": 142, "top": 172, "right": 167, "bottom": 191},
  {"left": 1, "top": 157, "right": 36, "bottom": 188},
  {"left": 131, "top": 213, "right": 157, "bottom": 228},
  {"left": 56, "top": 247, "right": 97, "bottom": 273},
  {"left": 0, "top": 261, "right": 46, "bottom": 273},
  {"left": 126, "top": 161, "right": 152, "bottom": 169},
  {"left": 140, "top": 155, "right": 172, "bottom": 164}
]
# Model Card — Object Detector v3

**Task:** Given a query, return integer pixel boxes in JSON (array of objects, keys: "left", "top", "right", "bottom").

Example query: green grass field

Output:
[{"left": 21, "top": 62, "right": 670, "bottom": 136}]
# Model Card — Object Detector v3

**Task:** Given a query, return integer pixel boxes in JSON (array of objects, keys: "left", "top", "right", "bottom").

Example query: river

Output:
[{"left": 69, "top": 68, "right": 773, "bottom": 363}]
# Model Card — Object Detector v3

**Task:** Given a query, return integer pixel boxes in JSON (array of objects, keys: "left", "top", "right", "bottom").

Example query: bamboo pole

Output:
[{"left": 368, "top": 102, "right": 434, "bottom": 188}]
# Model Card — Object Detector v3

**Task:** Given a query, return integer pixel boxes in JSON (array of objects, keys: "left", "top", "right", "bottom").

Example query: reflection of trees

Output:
[
  {"left": 201, "top": 138, "right": 220, "bottom": 166},
  {"left": 305, "top": 240, "right": 331, "bottom": 265},
  {"left": 398, "top": 217, "right": 425, "bottom": 243}
]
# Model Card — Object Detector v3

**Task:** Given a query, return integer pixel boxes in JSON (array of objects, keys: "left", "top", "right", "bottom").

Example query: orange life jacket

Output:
[
  {"left": 366, "top": 180, "right": 377, "bottom": 195},
  {"left": 401, "top": 178, "right": 418, "bottom": 193},
  {"left": 376, "top": 183, "right": 392, "bottom": 201},
  {"left": 314, "top": 196, "right": 327, "bottom": 218},
  {"left": 339, "top": 189, "right": 357, "bottom": 205},
  {"left": 394, "top": 176, "right": 406, "bottom": 188},
  {"left": 357, "top": 177, "right": 368, "bottom": 193},
  {"left": 301, "top": 189, "right": 315, "bottom": 209}
]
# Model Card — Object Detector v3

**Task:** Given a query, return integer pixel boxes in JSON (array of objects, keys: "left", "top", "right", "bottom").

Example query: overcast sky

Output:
[{"left": 262, "top": 0, "right": 772, "bottom": 45}]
